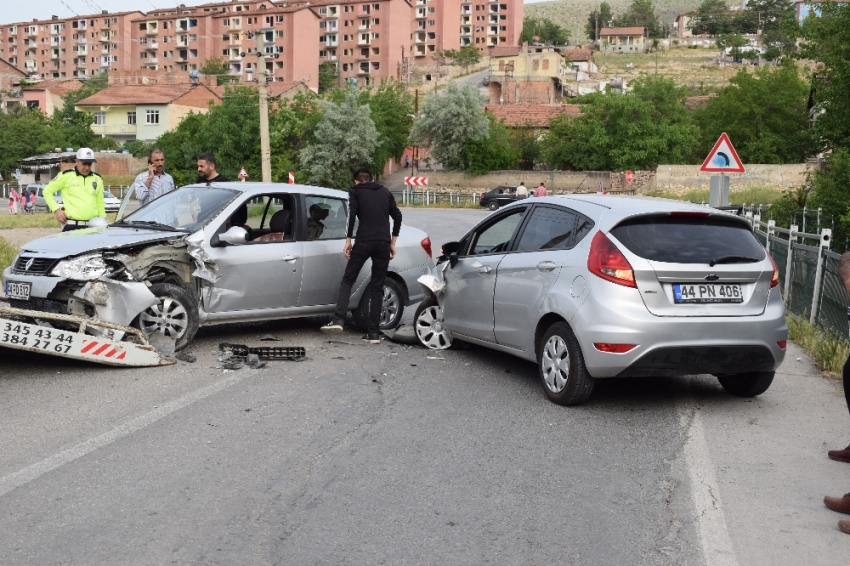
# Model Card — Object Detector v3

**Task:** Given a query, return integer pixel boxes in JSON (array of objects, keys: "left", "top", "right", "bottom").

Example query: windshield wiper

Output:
[
  {"left": 111, "top": 220, "right": 188, "bottom": 232},
  {"left": 709, "top": 255, "right": 761, "bottom": 267}
]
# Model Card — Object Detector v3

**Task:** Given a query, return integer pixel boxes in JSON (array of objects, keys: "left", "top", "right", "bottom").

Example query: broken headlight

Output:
[{"left": 50, "top": 254, "right": 108, "bottom": 280}]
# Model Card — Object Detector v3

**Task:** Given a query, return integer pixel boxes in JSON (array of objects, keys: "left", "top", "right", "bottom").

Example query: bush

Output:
[
  {"left": 787, "top": 314, "right": 850, "bottom": 375},
  {"left": 0, "top": 236, "right": 18, "bottom": 272}
]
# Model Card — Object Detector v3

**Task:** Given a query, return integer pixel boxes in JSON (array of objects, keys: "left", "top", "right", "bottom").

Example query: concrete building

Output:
[
  {"left": 599, "top": 27, "right": 647, "bottom": 53},
  {"left": 21, "top": 78, "right": 84, "bottom": 114},
  {"left": 0, "top": 59, "right": 27, "bottom": 111},
  {"left": 75, "top": 83, "right": 221, "bottom": 143},
  {"left": 488, "top": 44, "right": 566, "bottom": 105}
]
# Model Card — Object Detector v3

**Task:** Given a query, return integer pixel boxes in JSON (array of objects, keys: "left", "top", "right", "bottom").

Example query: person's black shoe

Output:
[
  {"left": 362, "top": 332, "right": 381, "bottom": 344},
  {"left": 320, "top": 319, "right": 344, "bottom": 333}
]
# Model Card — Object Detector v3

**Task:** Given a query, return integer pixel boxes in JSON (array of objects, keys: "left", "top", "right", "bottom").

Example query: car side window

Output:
[
  {"left": 304, "top": 196, "right": 347, "bottom": 240},
  {"left": 516, "top": 206, "right": 578, "bottom": 252},
  {"left": 575, "top": 214, "right": 594, "bottom": 244},
  {"left": 467, "top": 210, "right": 525, "bottom": 256}
]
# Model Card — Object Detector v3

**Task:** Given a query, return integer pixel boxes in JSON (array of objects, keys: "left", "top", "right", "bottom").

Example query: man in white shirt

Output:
[
  {"left": 133, "top": 148, "right": 176, "bottom": 207},
  {"left": 516, "top": 181, "right": 528, "bottom": 199}
]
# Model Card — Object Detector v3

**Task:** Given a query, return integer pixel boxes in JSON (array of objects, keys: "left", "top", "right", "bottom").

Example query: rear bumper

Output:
[{"left": 573, "top": 283, "right": 787, "bottom": 378}]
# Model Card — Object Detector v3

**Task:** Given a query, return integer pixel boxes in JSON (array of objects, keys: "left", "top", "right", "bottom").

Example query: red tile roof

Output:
[
  {"left": 488, "top": 46, "right": 522, "bottom": 58},
  {"left": 75, "top": 84, "right": 220, "bottom": 107},
  {"left": 0, "top": 59, "right": 26, "bottom": 78},
  {"left": 22, "top": 79, "right": 84, "bottom": 95},
  {"left": 600, "top": 27, "right": 646, "bottom": 36},
  {"left": 564, "top": 48, "right": 593, "bottom": 62},
  {"left": 484, "top": 104, "right": 581, "bottom": 127}
]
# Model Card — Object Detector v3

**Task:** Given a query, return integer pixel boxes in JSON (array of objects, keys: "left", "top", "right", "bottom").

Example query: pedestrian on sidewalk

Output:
[
  {"left": 320, "top": 168, "right": 402, "bottom": 344},
  {"left": 824, "top": 251, "right": 850, "bottom": 534},
  {"left": 8, "top": 187, "right": 18, "bottom": 214}
]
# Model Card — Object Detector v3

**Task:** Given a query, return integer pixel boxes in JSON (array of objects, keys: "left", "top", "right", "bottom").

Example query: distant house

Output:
[
  {"left": 485, "top": 104, "right": 581, "bottom": 129},
  {"left": 0, "top": 60, "right": 27, "bottom": 111},
  {"left": 488, "top": 43, "right": 567, "bottom": 105},
  {"left": 673, "top": 15, "right": 693, "bottom": 38},
  {"left": 563, "top": 49, "right": 597, "bottom": 74},
  {"left": 21, "top": 79, "right": 84, "bottom": 115},
  {"left": 75, "top": 84, "right": 221, "bottom": 143},
  {"left": 599, "top": 27, "right": 647, "bottom": 53}
]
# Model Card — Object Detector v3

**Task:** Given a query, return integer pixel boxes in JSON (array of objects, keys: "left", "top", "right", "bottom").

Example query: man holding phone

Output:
[{"left": 133, "top": 148, "right": 176, "bottom": 207}]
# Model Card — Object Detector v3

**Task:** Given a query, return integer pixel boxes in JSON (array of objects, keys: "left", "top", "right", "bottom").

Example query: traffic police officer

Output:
[{"left": 44, "top": 148, "right": 106, "bottom": 232}]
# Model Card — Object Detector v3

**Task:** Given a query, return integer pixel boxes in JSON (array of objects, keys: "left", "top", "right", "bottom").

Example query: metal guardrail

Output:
[
  {"left": 2, "top": 184, "right": 136, "bottom": 200},
  {"left": 749, "top": 214, "right": 848, "bottom": 337}
]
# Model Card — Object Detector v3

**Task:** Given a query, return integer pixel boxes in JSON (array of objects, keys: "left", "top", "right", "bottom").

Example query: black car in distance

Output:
[{"left": 479, "top": 185, "right": 518, "bottom": 211}]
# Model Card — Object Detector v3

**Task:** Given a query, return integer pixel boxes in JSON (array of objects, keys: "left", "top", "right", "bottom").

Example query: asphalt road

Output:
[{"left": 0, "top": 208, "right": 848, "bottom": 565}]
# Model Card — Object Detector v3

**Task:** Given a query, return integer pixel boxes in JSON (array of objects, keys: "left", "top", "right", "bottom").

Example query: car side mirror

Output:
[
  {"left": 441, "top": 241, "right": 461, "bottom": 255},
  {"left": 219, "top": 226, "right": 248, "bottom": 246},
  {"left": 449, "top": 252, "right": 459, "bottom": 268}
]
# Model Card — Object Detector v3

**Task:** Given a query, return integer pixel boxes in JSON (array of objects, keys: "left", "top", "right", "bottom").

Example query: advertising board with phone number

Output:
[{"left": 1, "top": 321, "right": 74, "bottom": 354}]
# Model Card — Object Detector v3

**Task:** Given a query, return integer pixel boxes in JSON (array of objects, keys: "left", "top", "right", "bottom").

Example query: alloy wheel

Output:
[
  {"left": 139, "top": 297, "right": 189, "bottom": 339},
  {"left": 541, "top": 335, "right": 570, "bottom": 393}
]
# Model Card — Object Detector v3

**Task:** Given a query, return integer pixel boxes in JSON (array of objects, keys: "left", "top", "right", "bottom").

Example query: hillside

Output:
[{"left": 525, "top": 0, "right": 704, "bottom": 44}]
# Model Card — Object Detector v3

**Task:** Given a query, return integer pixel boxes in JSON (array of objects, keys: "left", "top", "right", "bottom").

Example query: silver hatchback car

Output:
[
  {"left": 414, "top": 195, "right": 787, "bottom": 406},
  {"left": 3, "top": 183, "right": 435, "bottom": 349}
]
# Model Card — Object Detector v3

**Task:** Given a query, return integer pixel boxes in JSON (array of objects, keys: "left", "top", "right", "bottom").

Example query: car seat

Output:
[{"left": 254, "top": 209, "right": 291, "bottom": 242}]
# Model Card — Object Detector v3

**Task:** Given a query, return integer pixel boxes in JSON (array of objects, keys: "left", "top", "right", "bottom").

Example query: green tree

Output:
[
  {"left": 362, "top": 81, "right": 414, "bottom": 179},
  {"left": 200, "top": 57, "right": 232, "bottom": 86},
  {"left": 585, "top": 2, "right": 613, "bottom": 41},
  {"left": 51, "top": 72, "right": 111, "bottom": 149},
  {"left": 409, "top": 82, "right": 489, "bottom": 171},
  {"left": 519, "top": 17, "right": 571, "bottom": 45},
  {"left": 318, "top": 61, "right": 339, "bottom": 94},
  {"left": 300, "top": 85, "right": 379, "bottom": 190},
  {"left": 689, "top": 0, "right": 734, "bottom": 36},
  {"left": 715, "top": 33, "right": 749, "bottom": 61},
  {"left": 808, "top": 149, "right": 850, "bottom": 252},
  {"left": 694, "top": 62, "right": 813, "bottom": 163},
  {"left": 542, "top": 75, "right": 698, "bottom": 171},
  {"left": 462, "top": 115, "right": 520, "bottom": 174},
  {"left": 442, "top": 46, "right": 483, "bottom": 73},
  {"left": 747, "top": 0, "right": 796, "bottom": 59},
  {"left": 616, "top": 0, "right": 662, "bottom": 38},
  {"left": 0, "top": 107, "right": 63, "bottom": 179}
]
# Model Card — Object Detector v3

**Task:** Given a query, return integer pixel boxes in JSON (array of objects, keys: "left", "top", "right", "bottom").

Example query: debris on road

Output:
[
  {"left": 381, "top": 324, "right": 420, "bottom": 345},
  {"left": 175, "top": 351, "right": 197, "bottom": 363},
  {"left": 260, "top": 334, "right": 280, "bottom": 341},
  {"left": 219, "top": 342, "right": 306, "bottom": 361}
]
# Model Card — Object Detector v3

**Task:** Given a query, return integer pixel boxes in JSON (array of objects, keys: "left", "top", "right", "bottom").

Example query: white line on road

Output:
[
  {"left": 0, "top": 372, "right": 250, "bottom": 498},
  {"left": 678, "top": 402, "right": 740, "bottom": 566}
]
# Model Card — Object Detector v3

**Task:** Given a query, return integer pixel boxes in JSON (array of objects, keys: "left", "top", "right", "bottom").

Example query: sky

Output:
[{"left": 4, "top": 0, "right": 553, "bottom": 24}]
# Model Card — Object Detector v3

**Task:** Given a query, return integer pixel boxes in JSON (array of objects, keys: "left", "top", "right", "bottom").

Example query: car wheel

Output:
[
  {"left": 487, "top": 201, "right": 499, "bottom": 211},
  {"left": 352, "top": 278, "right": 404, "bottom": 332},
  {"left": 538, "top": 322, "right": 595, "bottom": 406},
  {"left": 716, "top": 371, "right": 774, "bottom": 397},
  {"left": 137, "top": 283, "right": 199, "bottom": 350},
  {"left": 414, "top": 296, "right": 453, "bottom": 350}
]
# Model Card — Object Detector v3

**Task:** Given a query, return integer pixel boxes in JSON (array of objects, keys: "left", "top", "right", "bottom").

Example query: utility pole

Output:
[
  {"left": 412, "top": 88, "right": 419, "bottom": 177},
  {"left": 256, "top": 30, "right": 272, "bottom": 183}
]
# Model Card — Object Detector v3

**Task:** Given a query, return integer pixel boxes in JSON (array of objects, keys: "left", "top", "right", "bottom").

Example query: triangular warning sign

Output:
[{"left": 700, "top": 132, "right": 745, "bottom": 173}]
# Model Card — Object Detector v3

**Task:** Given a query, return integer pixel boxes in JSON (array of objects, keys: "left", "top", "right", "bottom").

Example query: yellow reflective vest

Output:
[{"left": 43, "top": 168, "right": 106, "bottom": 221}]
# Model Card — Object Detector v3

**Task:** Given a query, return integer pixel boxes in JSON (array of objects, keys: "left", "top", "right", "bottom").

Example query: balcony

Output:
[
  {"left": 74, "top": 20, "right": 87, "bottom": 30},
  {"left": 8, "top": 28, "right": 17, "bottom": 36},
  {"left": 146, "top": 27, "right": 158, "bottom": 35},
  {"left": 51, "top": 51, "right": 60, "bottom": 59},
  {"left": 91, "top": 124, "right": 137, "bottom": 136},
  {"left": 145, "top": 42, "right": 158, "bottom": 50},
  {"left": 461, "top": 27, "right": 471, "bottom": 36},
  {"left": 229, "top": 52, "right": 241, "bottom": 61},
  {"left": 357, "top": 36, "right": 371, "bottom": 45},
  {"left": 414, "top": 32, "right": 427, "bottom": 44},
  {"left": 77, "top": 37, "right": 87, "bottom": 44},
  {"left": 99, "top": 34, "right": 110, "bottom": 43},
  {"left": 100, "top": 58, "right": 111, "bottom": 67},
  {"left": 416, "top": 9, "right": 426, "bottom": 18},
  {"left": 148, "top": 57, "right": 158, "bottom": 64},
  {"left": 414, "top": 45, "right": 426, "bottom": 57},
  {"left": 76, "top": 60, "right": 87, "bottom": 68},
  {"left": 26, "top": 28, "right": 37, "bottom": 37}
]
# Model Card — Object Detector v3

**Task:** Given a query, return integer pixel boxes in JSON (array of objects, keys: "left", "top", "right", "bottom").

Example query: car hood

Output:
[{"left": 19, "top": 226, "right": 188, "bottom": 259}]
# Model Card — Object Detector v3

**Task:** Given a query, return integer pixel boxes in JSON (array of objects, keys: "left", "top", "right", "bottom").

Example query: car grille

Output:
[
  {"left": 9, "top": 298, "right": 67, "bottom": 314},
  {"left": 10, "top": 256, "right": 58, "bottom": 276}
]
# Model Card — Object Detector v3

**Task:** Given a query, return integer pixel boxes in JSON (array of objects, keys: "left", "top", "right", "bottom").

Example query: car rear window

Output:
[{"left": 610, "top": 215, "right": 765, "bottom": 264}]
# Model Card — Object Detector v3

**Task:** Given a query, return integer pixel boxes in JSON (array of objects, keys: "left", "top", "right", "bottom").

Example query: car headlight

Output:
[{"left": 50, "top": 254, "right": 108, "bottom": 280}]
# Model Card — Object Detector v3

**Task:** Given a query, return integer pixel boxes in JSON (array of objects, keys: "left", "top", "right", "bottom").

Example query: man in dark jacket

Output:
[{"left": 321, "top": 168, "right": 402, "bottom": 343}]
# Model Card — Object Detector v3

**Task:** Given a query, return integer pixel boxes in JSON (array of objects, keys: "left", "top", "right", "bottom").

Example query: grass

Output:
[
  {"left": 101, "top": 175, "right": 137, "bottom": 187},
  {"left": 646, "top": 184, "right": 789, "bottom": 205},
  {"left": 787, "top": 314, "right": 850, "bottom": 376},
  {"left": 0, "top": 213, "right": 65, "bottom": 230},
  {"left": 0, "top": 236, "right": 18, "bottom": 273}
]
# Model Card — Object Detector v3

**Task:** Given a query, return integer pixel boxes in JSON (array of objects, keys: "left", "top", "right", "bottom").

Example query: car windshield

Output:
[
  {"left": 121, "top": 186, "right": 238, "bottom": 232},
  {"left": 104, "top": 191, "right": 116, "bottom": 198}
]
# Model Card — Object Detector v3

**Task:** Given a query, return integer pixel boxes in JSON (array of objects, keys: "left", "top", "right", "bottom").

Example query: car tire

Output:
[
  {"left": 716, "top": 371, "right": 774, "bottom": 397},
  {"left": 538, "top": 322, "right": 595, "bottom": 406},
  {"left": 352, "top": 278, "right": 404, "bottom": 332},
  {"left": 487, "top": 201, "right": 499, "bottom": 211},
  {"left": 136, "top": 283, "right": 199, "bottom": 350},
  {"left": 414, "top": 296, "right": 454, "bottom": 350}
]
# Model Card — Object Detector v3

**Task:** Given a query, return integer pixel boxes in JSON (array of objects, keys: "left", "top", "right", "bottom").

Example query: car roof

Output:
[
  {"left": 183, "top": 182, "right": 348, "bottom": 199},
  {"left": 532, "top": 194, "right": 722, "bottom": 214}
]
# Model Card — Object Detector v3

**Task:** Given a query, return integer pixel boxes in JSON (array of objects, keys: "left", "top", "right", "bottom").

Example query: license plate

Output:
[
  {"left": 673, "top": 283, "right": 743, "bottom": 304},
  {"left": 5, "top": 281, "right": 31, "bottom": 301}
]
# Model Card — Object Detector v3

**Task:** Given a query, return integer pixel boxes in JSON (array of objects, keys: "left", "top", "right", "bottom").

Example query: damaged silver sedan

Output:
[{"left": 2, "top": 183, "right": 435, "bottom": 350}]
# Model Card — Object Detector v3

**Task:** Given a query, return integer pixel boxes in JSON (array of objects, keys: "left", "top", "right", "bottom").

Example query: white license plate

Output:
[
  {"left": 5, "top": 281, "right": 31, "bottom": 301},
  {"left": 674, "top": 283, "right": 743, "bottom": 304}
]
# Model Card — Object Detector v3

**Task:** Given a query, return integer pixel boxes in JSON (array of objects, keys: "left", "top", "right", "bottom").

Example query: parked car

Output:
[
  {"left": 479, "top": 186, "right": 518, "bottom": 211},
  {"left": 414, "top": 195, "right": 787, "bottom": 406},
  {"left": 3, "top": 183, "right": 435, "bottom": 349},
  {"left": 32, "top": 185, "right": 121, "bottom": 214}
]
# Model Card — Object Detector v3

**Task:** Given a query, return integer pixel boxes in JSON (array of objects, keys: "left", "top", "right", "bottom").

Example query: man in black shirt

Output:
[
  {"left": 321, "top": 168, "right": 402, "bottom": 343},
  {"left": 197, "top": 153, "right": 229, "bottom": 183}
]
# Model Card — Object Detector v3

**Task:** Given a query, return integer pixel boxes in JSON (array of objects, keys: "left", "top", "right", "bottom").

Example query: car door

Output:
[
  {"left": 493, "top": 205, "right": 591, "bottom": 350},
  {"left": 442, "top": 207, "right": 528, "bottom": 342},
  {"left": 298, "top": 195, "right": 351, "bottom": 306},
  {"left": 204, "top": 193, "right": 304, "bottom": 312}
]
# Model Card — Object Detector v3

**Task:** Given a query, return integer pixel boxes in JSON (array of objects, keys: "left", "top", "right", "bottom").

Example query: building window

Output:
[
  {"left": 276, "top": 15, "right": 284, "bottom": 23},
  {"left": 127, "top": 111, "right": 136, "bottom": 125},
  {"left": 542, "top": 59, "right": 549, "bottom": 70},
  {"left": 532, "top": 60, "right": 539, "bottom": 70},
  {"left": 94, "top": 111, "right": 106, "bottom": 125},
  {"left": 146, "top": 110, "right": 159, "bottom": 124},
  {"left": 26, "top": 100, "right": 39, "bottom": 108}
]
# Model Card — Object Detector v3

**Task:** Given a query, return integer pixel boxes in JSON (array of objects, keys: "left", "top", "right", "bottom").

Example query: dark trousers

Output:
[
  {"left": 843, "top": 354, "right": 850, "bottom": 416},
  {"left": 62, "top": 223, "right": 88, "bottom": 232},
  {"left": 333, "top": 240, "right": 390, "bottom": 333}
]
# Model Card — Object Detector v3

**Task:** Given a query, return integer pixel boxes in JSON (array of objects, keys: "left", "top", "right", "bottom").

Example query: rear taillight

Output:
[
  {"left": 777, "top": 340, "right": 787, "bottom": 349},
  {"left": 594, "top": 343, "right": 637, "bottom": 353},
  {"left": 420, "top": 237, "right": 432, "bottom": 258},
  {"left": 587, "top": 231, "right": 636, "bottom": 288},
  {"left": 767, "top": 250, "right": 779, "bottom": 288},
  {"left": 480, "top": 193, "right": 485, "bottom": 200}
]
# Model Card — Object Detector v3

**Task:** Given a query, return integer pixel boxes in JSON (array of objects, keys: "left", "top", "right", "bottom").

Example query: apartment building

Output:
[
  {"left": 0, "top": 11, "right": 143, "bottom": 80},
  {"left": 0, "top": 0, "right": 522, "bottom": 89}
]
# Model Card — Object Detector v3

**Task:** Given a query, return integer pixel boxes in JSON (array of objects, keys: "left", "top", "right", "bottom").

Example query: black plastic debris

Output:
[
  {"left": 260, "top": 334, "right": 280, "bottom": 341},
  {"left": 175, "top": 351, "right": 197, "bottom": 363},
  {"left": 219, "top": 342, "right": 306, "bottom": 361}
]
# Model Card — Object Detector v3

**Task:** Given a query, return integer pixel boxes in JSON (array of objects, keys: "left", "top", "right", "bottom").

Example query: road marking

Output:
[
  {"left": 0, "top": 373, "right": 249, "bottom": 498},
  {"left": 678, "top": 402, "right": 740, "bottom": 566}
]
